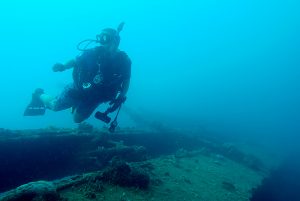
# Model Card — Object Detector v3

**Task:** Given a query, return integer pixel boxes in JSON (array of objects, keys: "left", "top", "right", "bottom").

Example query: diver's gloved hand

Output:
[
  {"left": 52, "top": 63, "right": 65, "bottom": 72},
  {"left": 106, "top": 96, "right": 125, "bottom": 114},
  {"left": 109, "top": 96, "right": 126, "bottom": 106}
]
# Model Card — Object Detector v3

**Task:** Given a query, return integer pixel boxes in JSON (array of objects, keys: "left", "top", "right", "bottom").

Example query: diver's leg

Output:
[
  {"left": 24, "top": 84, "right": 79, "bottom": 116},
  {"left": 72, "top": 100, "right": 101, "bottom": 123},
  {"left": 40, "top": 94, "right": 56, "bottom": 110},
  {"left": 42, "top": 84, "right": 78, "bottom": 112}
]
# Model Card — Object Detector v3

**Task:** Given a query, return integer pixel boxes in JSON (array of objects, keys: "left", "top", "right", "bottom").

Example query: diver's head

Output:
[
  {"left": 98, "top": 28, "right": 120, "bottom": 48},
  {"left": 96, "top": 23, "right": 125, "bottom": 52}
]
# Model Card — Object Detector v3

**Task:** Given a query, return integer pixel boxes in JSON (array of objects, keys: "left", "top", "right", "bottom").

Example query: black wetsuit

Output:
[{"left": 73, "top": 46, "right": 131, "bottom": 102}]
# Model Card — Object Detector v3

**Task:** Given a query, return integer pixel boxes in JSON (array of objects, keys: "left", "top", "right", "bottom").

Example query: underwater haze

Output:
[{"left": 0, "top": 0, "right": 300, "bottom": 155}]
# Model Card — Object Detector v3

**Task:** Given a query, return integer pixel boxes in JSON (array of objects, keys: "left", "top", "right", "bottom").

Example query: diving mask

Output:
[{"left": 97, "top": 29, "right": 120, "bottom": 46}]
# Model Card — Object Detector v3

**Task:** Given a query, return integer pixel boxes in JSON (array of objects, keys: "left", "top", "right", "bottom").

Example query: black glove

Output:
[
  {"left": 52, "top": 63, "right": 65, "bottom": 72},
  {"left": 109, "top": 96, "right": 126, "bottom": 107},
  {"left": 107, "top": 96, "right": 126, "bottom": 113}
]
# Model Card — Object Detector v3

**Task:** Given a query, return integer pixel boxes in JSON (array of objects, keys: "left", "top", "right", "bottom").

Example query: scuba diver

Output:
[{"left": 24, "top": 23, "right": 131, "bottom": 131}]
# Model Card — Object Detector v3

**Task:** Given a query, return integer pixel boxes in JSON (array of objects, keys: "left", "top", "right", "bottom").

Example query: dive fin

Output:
[{"left": 24, "top": 89, "right": 46, "bottom": 116}]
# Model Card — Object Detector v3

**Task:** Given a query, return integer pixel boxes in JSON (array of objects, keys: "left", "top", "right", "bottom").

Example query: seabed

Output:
[{"left": 0, "top": 125, "right": 278, "bottom": 201}]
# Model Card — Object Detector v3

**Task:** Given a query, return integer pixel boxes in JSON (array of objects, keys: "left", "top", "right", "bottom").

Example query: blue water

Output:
[{"left": 0, "top": 0, "right": 299, "bottom": 155}]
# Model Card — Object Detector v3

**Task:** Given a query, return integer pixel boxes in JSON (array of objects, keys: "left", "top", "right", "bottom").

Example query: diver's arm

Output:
[
  {"left": 52, "top": 59, "right": 76, "bottom": 72},
  {"left": 63, "top": 59, "right": 76, "bottom": 70},
  {"left": 108, "top": 79, "right": 130, "bottom": 112},
  {"left": 118, "top": 79, "right": 130, "bottom": 99}
]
